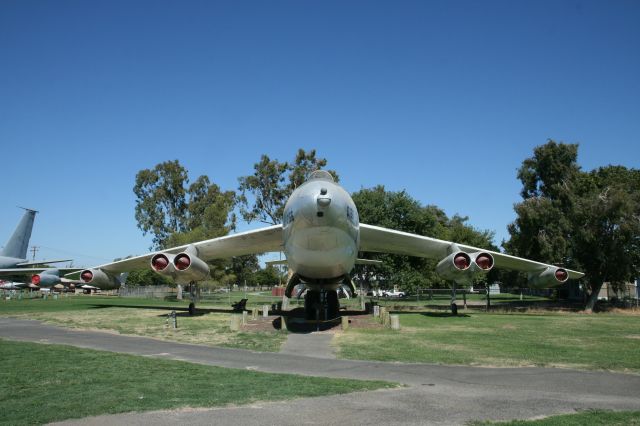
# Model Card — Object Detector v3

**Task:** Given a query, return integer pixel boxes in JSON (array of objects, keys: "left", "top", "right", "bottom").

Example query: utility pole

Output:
[{"left": 30, "top": 246, "right": 40, "bottom": 261}]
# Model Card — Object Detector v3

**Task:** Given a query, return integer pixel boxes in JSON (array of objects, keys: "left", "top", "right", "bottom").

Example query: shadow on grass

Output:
[
  {"left": 87, "top": 304, "right": 235, "bottom": 315},
  {"left": 269, "top": 307, "right": 369, "bottom": 333},
  {"left": 419, "top": 312, "right": 471, "bottom": 318}
]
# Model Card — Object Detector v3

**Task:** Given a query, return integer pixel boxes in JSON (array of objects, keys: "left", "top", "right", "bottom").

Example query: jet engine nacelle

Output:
[
  {"left": 172, "top": 250, "right": 210, "bottom": 282},
  {"left": 79, "top": 269, "right": 121, "bottom": 290},
  {"left": 150, "top": 253, "right": 176, "bottom": 277},
  {"left": 31, "top": 270, "right": 61, "bottom": 287},
  {"left": 150, "top": 247, "right": 210, "bottom": 283},
  {"left": 436, "top": 250, "right": 494, "bottom": 284},
  {"left": 528, "top": 267, "right": 569, "bottom": 288}
]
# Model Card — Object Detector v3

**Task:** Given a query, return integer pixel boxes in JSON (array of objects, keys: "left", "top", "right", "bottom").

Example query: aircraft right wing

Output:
[{"left": 67, "top": 225, "right": 284, "bottom": 286}]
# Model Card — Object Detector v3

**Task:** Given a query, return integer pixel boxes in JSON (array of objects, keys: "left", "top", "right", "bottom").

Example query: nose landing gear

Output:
[{"left": 304, "top": 289, "right": 339, "bottom": 321}]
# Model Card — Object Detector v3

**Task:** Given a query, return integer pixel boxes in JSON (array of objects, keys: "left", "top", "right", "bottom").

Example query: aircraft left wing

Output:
[
  {"left": 359, "top": 223, "right": 584, "bottom": 286},
  {"left": 70, "top": 225, "right": 284, "bottom": 276}
]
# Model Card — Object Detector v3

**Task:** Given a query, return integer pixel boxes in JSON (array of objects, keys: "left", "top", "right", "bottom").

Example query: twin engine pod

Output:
[
  {"left": 528, "top": 267, "right": 569, "bottom": 288},
  {"left": 150, "top": 245, "right": 210, "bottom": 282},
  {"left": 435, "top": 248, "right": 495, "bottom": 284}
]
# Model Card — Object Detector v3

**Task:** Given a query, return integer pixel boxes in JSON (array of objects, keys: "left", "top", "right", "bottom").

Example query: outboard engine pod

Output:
[
  {"left": 528, "top": 267, "right": 569, "bottom": 288},
  {"left": 79, "top": 268, "right": 120, "bottom": 290}
]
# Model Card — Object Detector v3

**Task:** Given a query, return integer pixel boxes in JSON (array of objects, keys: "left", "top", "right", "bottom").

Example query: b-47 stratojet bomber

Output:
[
  {"left": 75, "top": 170, "right": 583, "bottom": 317},
  {"left": 0, "top": 208, "right": 79, "bottom": 288}
]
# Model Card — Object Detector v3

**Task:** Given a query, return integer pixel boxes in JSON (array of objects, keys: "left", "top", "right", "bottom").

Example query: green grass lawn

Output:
[
  {"left": 0, "top": 295, "right": 287, "bottom": 352},
  {"left": 472, "top": 410, "right": 640, "bottom": 425},
  {"left": 0, "top": 340, "right": 395, "bottom": 425},
  {"left": 335, "top": 311, "right": 640, "bottom": 372},
  {"left": 339, "top": 292, "right": 552, "bottom": 309}
]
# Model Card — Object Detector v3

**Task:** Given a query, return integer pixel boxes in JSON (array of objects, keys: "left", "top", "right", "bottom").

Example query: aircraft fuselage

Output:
[
  {"left": 282, "top": 171, "right": 359, "bottom": 288},
  {"left": 0, "top": 256, "right": 26, "bottom": 269}
]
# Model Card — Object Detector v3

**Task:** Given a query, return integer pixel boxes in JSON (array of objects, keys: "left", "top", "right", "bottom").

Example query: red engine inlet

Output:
[
  {"left": 453, "top": 253, "right": 471, "bottom": 270},
  {"left": 555, "top": 268, "right": 569, "bottom": 282},
  {"left": 151, "top": 254, "right": 170, "bottom": 271},
  {"left": 475, "top": 253, "right": 494, "bottom": 270},
  {"left": 31, "top": 274, "right": 41, "bottom": 285},
  {"left": 80, "top": 270, "right": 94, "bottom": 283},
  {"left": 174, "top": 254, "right": 191, "bottom": 271}
]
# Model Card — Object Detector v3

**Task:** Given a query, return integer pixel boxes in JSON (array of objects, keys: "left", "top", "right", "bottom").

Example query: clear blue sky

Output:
[{"left": 1, "top": 0, "right": 639, "bottom": 267}]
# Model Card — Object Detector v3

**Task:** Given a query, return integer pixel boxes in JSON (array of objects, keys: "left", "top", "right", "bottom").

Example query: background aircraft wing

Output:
[
  {"left": 69, "top": 225, "right": 284, "bottom": 275},
  {"left": 359, "top": 223, "right": 584, "bottom": 279},
  {"left": 0, "top": 267, "right": 82, "bottom": 276},
  {"left": 15, "top": 259, "right": 73, "bottom": 266}
]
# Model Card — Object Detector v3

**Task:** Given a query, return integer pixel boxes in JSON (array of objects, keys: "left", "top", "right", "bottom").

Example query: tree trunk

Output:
[{"left": 584, "top": 280, "right": 604, "bottom": 312}]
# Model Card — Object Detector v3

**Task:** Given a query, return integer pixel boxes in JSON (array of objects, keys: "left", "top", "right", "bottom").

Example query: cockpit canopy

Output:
[{"left": 308, "top": 170, "right": 335, "bottom": 182}]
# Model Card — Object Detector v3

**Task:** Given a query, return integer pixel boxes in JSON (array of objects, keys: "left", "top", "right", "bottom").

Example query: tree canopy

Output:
[
  {"left": 237, "top": 149, "right": 338, "bottom": 225},
  {"left": 505, "top": 140, "right": 640, "bottom": 310},
  {"left": 133, "top": 160, "right": 236, "bottom": 249}
]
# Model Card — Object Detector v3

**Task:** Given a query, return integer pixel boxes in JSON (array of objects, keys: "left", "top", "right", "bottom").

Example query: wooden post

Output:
[
  {"left": 384, "top": 311, "right": 391, "bottom": 327},
  {"left": 341, "top": 316, "right": 349, "bottom": 330},
  {"left": 252, "top": 307, "right": 259, "bottom": 320},
  {"left": 463, "top": 291, "right": 467, "bottom": 309},
  {"left": 379, "top": 306, "right": 386, "bottom": 323},
  {"left": 373, "top": 305, "right": 380, "bottom": 317},
  {"left": 486, "top": 287, "right": 491, "bottom": 311},
  {"left": 280, "top": 316, "right": 288, "bottom": 331},
  {"left": 262, "top": 304, "right": 269, "bottom": 318},
  {"left": 242, "top": 310, "right": 248, "bottom": 325},
  {"left": 390, "top": 314, "right": 400, "bottom": 330},
  {"left": 230, "top": 314, "right": 242, "bottom": 331}
]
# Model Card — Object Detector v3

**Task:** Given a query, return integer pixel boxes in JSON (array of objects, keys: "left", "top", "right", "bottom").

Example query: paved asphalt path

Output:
[
  {"left": 1, "top": 318, "right": 640, "bottom": 425},
  {"left": 279, "top": 332, "right": 336, "bottom": 358}
]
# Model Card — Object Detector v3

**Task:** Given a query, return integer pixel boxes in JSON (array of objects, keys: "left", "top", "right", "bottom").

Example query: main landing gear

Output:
[
  {"left": 304, "top": 289, "right": 339, "bottom": 321},
  {"left": 188, "top": 281, "right": 198, "bottom": 315}
]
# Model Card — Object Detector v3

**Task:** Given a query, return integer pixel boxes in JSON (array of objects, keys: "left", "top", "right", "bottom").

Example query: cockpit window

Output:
[{"left": 308, "top": 170, "right": 335, "bottom": 182}]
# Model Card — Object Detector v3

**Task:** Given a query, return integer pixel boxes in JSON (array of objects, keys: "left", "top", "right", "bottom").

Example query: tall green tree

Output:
[
  {"left": 133, "top": 160, "right": 236, "bottom": 249},
  {"left": 231, "top": 255, "right": 261, "bottom": 286},
  {"left": 133, "top": 160, "right": 189, "bottom": 249},
  {"left": 237, "top": 149, "right": 338, "bottom": 225},
  {"left": 573, "top": 166, "right": 640, "bottom": 310},
  {"left": 506, "top": 140, "right": 640, "bottom": 310},
  {"left": 504, "top": 141, "right": 579, "bottom": 265}
]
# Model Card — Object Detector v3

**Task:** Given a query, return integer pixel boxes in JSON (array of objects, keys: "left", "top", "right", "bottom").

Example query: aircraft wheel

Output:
[
  {"left": 327, "top": 290, "right": 339, "bottom": 319},
  {"left": 451, "top": 303, "right": 458, "bottom": 316},
  {"left": 304, "top": 291, "right": 320, "bottom": 320},
  {"left": 188, "top": 302, "right": 196, "bottom": 316}
]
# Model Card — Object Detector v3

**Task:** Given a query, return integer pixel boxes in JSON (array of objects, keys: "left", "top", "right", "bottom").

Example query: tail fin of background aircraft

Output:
[{"left": 1, "top": 208, "right": 37, "bottom": 260}]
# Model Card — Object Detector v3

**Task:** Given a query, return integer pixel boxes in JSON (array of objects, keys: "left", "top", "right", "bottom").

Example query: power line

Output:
[{"left": 30, "top": 246, "right": 39, "bottom": 261}]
